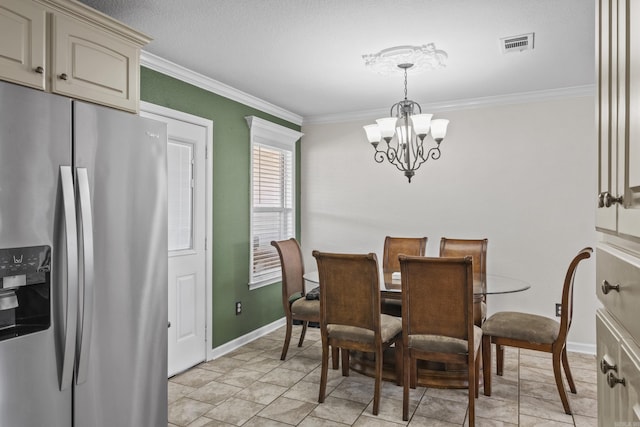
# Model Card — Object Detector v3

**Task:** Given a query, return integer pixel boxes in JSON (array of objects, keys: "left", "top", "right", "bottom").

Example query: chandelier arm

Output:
[
  {"left": 425, "top": 144, "right": 442, "bottom": 161},
  {"left": 409, "top": 138, "right": 424, "bottom": 172},
  {"left": 374, "top": 143, "right": 404, "bottom": 168}
]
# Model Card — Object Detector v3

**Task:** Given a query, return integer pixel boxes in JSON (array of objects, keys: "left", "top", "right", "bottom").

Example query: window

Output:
[{"left": 246, "top": 116, "right": 303, "bottom": 289}]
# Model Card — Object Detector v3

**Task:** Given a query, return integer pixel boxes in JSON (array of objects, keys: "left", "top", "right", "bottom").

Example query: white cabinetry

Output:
[
  {"left": 0, "top": 0, "right": 46, "bottom": 90},
  {"left": 596, "top": 0, "right": 640, "bottom": 423},
  {"left": 0, "top": 0, "right": 150, "bottom": 113},
  {"left": 597, "top": 0, "right": 640, "bottom": 239}
]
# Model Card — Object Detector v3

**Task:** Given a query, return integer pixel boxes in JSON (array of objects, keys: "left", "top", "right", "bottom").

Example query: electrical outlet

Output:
[
  {"left": 555, "top": 303, "right": 562, "bottom": 317},
  {"left": 236, "top": 301, "right": 242, "bottom": 315}
]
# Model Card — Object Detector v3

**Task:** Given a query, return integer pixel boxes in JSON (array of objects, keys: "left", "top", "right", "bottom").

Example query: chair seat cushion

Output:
[
  {"left": 291, "top": 298, "right": 319, "bottom": 318},
  {"left": 482, "top": 311, "right": 559, "bottom": 344},
  {"left": 409, "top": 326, "right": 482, "bottom": 354},
  {"left": 327, "top": 314, "right": 402, "bottom": 344}
]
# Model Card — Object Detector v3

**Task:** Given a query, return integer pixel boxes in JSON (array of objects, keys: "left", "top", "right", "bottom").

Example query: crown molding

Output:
[
  {"left": 303, "top": 84, "right": 596, "bottom": 125},
  {"left": 140, "top": 50, "right": 594, "bottom": 128},
  {"left": 140, "top": 51, "right": 303, "bottom": 126}
]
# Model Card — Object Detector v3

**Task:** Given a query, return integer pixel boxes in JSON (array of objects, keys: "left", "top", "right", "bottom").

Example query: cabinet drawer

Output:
[
  {"left": 597, "top": 309, "right": 622, "bottom": 424},
  {"left": 597, "top": 247, "right": 640, "bottom": 344}
]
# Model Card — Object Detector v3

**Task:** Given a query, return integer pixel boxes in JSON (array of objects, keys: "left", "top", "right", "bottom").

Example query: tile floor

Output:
[{"left": 168, "top": 325, "right": 598, "bottom": 426}]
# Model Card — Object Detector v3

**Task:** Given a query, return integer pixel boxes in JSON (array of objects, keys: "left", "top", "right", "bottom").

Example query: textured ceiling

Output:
[{"left": 77, "top": 0, "right": 596, "bottom": 122}]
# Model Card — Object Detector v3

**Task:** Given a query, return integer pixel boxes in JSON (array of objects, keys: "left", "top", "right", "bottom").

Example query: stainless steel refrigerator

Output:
[{"left": 0, "top": 81, "right": 168, "bottom": 426}]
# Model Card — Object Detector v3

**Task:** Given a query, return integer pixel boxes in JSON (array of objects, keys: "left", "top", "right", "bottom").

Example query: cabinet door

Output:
[
  {"left": 597, "top": 0, "right": 618, "bottom": 232},
  {"left": 0, "top": 0, "right": 46, "bottom": 90},
  {"left": 597, "top": 309, "right": 622, "bottom": 425},
  {"left": 51, "top": 13, "right": 139, "bottom": 112},
  {"left": 621, "top": 342, "right": 640, "bottom": 422},
  {"left": 618, "top": 0, "right": 640, "bottom": 238}
]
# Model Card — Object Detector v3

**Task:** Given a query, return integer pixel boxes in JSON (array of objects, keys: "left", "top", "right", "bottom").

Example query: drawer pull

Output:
[
  {"left": 601, "top": 280, "right": 620, "bottom": 295},
  {"left": 607, "top": 372, "right": 626, "bottom": 388},
  {"left": 598, "top": 191, "right": 623, "bottom": 208},
  {"left": 600, "top": 358, "right": 617, "bottom": 374}
]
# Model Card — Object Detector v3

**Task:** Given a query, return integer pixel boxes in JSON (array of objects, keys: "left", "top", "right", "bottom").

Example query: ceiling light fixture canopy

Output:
[
  {"left": 363, "top": 62, "right": 449, "bottom": 183},
  {"left": 362, "top": 44, "right": 448, "bottom": 75}
]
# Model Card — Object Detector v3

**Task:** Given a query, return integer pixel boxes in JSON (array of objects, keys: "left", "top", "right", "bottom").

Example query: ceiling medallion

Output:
[{"left": 362, "top": 44, "right": 448, "bottom": 75}]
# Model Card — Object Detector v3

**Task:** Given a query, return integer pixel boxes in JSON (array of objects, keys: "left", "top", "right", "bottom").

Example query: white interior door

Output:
[{"left": 140, "top": 105, "right": 212, "bottom": 377}]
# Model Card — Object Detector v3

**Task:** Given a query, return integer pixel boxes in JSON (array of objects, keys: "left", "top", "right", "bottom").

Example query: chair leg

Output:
[
  {"left": 373, "top": 348, "right": 382, "bottom": 415},
  {"left": 561, "top": 346, "right": 577, "bottom": 393},
  {"left": 341, "top": 348, "right": 350, "bottom": 377},
  {"left": 496, "top": 343, "right": 504, "bottom": 376},
  {"left": 331, "top": 346, "right": 340, "bottom": 370},
  {"left": 475, "top": 349, "right": 481, "bottom": 399},
  {"left": 468, "top": 355, "right": 476, "bottom": 426},
  {"left": 298, "top": 321, "right": 308, "bottom": 347},
  {"left": 280, "top": 317, "right": 293, "bottom": 361},
  {"left": 403, "top": 350, "right": 410, "bottom": 421},
  {"left": 410, "top": 359, "right": 417, "bottom": 389},
  {"left": 552, "top": 349, "right": 572, "bottom": 415},
  {"left": 395, "top": 339, "right": 403, "bottom": 386},
  {"left": 482, "top": 335, "right": 492, "bottom": 396},
  {"left": 318, "top": 340, "right": 329, "bottom": 404}
]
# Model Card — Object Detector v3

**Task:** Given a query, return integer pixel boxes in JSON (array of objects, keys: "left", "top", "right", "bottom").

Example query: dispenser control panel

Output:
[{"left": 0, "top": 246, "right": 50, "bottom": 289}]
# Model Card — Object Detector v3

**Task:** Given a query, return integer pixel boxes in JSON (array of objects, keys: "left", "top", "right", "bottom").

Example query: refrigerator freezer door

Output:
[
  {"left": 0, "top": 82, "right": 73, "bottom": 426},
  {"left": 73, "top": 101, "right": 168, "bottom": 427}
]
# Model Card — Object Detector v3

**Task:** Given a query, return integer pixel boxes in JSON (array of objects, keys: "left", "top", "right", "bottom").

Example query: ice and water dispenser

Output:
[{"left": 0, "top": 246, "right": 51, "bottom": 341}]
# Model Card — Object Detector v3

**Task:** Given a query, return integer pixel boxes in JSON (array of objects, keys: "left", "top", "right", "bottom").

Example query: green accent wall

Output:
[{"left": 140, "top": 67, "right": 301, "bottom": 348}]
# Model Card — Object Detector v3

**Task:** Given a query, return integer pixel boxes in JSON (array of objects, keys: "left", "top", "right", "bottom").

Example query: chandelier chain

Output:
[{"left": 404, "top": 67, "right": 408, "bottom": 100}]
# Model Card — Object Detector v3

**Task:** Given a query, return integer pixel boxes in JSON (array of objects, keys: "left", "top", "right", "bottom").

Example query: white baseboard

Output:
[
  {"left": 206, "top": 318, "right": 595, "bottom": 360},
  {"left": 208, "top": 317, "right": 286, "bottom": 360},
  {"left": 567, "top": 341, "right": 596, "bottom": 355}
]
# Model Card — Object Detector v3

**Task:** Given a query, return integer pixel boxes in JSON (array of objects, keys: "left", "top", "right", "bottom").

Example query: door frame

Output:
[{"left": 140, "top": 101, "right": 214, "bottom": 361}]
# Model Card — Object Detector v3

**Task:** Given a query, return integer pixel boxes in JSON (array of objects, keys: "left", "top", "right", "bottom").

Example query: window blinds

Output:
[{"left": 251, "top": 144, "right": 294, "bottom": 285}]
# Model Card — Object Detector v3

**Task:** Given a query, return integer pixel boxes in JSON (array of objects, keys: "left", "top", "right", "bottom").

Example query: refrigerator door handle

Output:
[
  {"left": 59, "top": 166, "right": 79, "bottom": 391},
  {"left": 75, "top": 168, "right": 94, "bottom": 385}
]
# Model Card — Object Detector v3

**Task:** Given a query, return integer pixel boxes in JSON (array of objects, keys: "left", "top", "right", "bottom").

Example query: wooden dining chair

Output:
[
  {"left": 381, "top": 236, "right": 427, "bottom": 316},
  {"left": 399, "top": 255, "right": 481, "bottom": 424},
  {"left": 440, "top": 238, "right": 488, "bottom": 324},
  {"left": 271, "top": 238, "right": 320, "bottom": 360},
  {"left": 312, "top": 250, "right": 402, "bottom": 416},
  {"left": 481, "top": 247, "right": 593, "bottom": 415}
]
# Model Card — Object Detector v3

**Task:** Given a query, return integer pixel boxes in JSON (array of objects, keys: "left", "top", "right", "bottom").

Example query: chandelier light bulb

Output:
[
  {"left": 396, "top": 126, "right": 412, "bottom": 146},
  {"left": 410, "top": 113, "right": 433, "bottom": 137},
  {"left": 363, "top": 124, "right": 381, "bottom": 144},
  {"left": 375, "top": 117, "right": 398, "bottom": 140},
  {"left": 430, "top": 119, "right": 449, "bottom": 141}
]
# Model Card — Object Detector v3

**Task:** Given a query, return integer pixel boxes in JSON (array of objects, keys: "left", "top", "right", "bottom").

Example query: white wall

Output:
[{"left": 300, "top": 95, "right": 599, "bottom": 351}]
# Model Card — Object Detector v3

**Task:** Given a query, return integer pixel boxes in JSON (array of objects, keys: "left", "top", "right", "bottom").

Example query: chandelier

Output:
[{"left": 362, "top": 49, "right": 449, "bottom": 183}]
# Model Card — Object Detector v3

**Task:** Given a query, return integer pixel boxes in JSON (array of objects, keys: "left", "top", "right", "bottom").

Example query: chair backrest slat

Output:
[
  {"left": 383, "top": 236, "right": 427, "bottom": 273},
  {"left": 440, "top": 238, "right": 488, "bottom": 292},
  {"left": 559, "top": 247, "right": 593, "bottom": 341},
  {"left": 271, "top": 238, "right": 305, "bottom": 301},
  {"left": 400, "top": 255, "right": 474, "bottom": 341},
  {"left": 313, "top": 251, "right": 381, "bottom": 333}
]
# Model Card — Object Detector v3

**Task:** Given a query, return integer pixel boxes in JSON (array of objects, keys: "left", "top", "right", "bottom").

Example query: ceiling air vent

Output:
[{"left": 500, "top": 33, "right": 534, "bottom": 54}]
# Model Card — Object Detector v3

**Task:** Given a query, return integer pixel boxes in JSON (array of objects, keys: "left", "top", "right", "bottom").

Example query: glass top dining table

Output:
[
  {"left": 302, "top": 271, "right": 531, "bottom": 298},
  {"left": 302, "top": 270, "right": 531, "bottom": 389}
]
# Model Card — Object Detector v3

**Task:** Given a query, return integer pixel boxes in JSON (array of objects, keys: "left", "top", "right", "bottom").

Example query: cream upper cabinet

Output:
[
  {"left": 0, "top": 0, "right": 46, "bottom": 90},
  {"left": 618, "top": 0, "right": 640, "bottom": 238},
  {"left": 0, "top": 0, "right": 150, "bottom": 113},
  {"left": 597, "top": 0, "right": 640, "bottom": 239},
  {"left": 51, "top": 13, "right": 139, "bottom": 112}
]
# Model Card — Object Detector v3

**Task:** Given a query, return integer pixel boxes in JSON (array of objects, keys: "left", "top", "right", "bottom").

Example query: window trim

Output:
[{"left": 246, "top": 116, "right": 303, "bottom": 290}]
